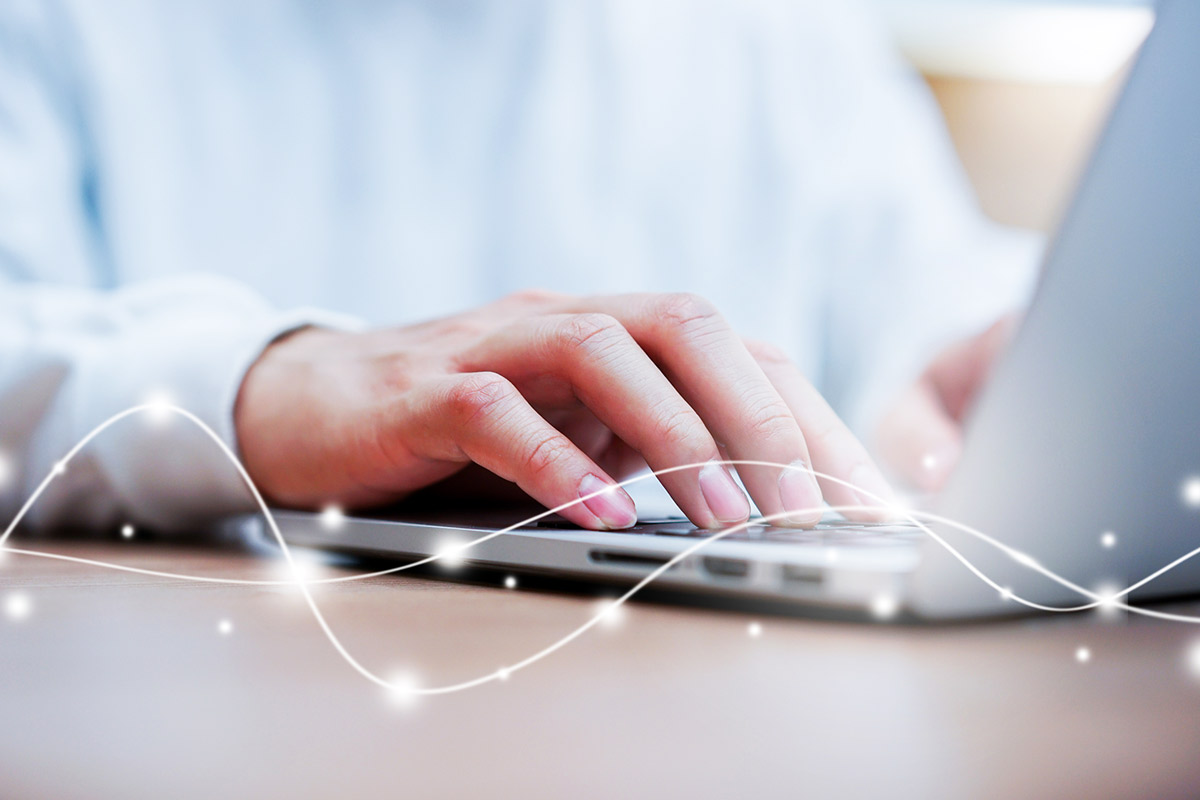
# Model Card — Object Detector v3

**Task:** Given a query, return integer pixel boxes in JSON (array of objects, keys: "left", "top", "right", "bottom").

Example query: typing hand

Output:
[
  {"left": 235, "top": 291, "right": 894, "bottom": 530},
  {"left": 876, "top": 315, "right": 1017, "bottom": 492}
]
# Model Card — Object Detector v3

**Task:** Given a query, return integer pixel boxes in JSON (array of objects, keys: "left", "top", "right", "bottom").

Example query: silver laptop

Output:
[{"left": 245, "top": 0, "right": 1200, "bottom": 620}]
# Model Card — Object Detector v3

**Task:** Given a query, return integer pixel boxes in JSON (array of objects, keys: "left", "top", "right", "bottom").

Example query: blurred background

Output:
[
  {"left": 874, "top": 0, "right": 1152, "bottom": 231},
  {"left": 3, "top": 4, "right": 1190, "bottom": 800}
]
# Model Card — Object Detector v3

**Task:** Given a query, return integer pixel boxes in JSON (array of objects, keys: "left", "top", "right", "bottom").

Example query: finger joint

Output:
[{"left": 445, "top": 372, "right": 518, "bottom": 427}]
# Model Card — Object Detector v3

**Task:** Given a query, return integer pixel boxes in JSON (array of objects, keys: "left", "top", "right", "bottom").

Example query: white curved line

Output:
[{"left": 3, "top": 404, "right": 1199, "bottom": 697}]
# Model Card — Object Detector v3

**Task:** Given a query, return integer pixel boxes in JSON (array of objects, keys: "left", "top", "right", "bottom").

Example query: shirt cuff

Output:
[{"left": 69, "top": 305, "right": 365, "bottom": 533}]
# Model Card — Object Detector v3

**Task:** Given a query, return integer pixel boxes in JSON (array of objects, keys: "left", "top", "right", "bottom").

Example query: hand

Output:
[
  {"left": 876, "top": 315, "right": 1017, "bottom": 492},
  {"left": 235, "top": 290, "right": 894, "bottom": 530}
]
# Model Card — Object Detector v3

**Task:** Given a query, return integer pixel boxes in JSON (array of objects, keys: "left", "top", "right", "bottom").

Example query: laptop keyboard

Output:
[{"left": 534, "top": 515, "right": 923, "bottom": 547}]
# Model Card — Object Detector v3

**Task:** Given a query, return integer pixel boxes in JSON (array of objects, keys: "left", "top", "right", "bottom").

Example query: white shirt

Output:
[{"left": 0, "top": 0, "right": 1040, "bottom": 531}]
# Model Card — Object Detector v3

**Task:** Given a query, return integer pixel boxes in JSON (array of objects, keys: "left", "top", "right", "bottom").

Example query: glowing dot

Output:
[
  {"left": 1182, "top": 476, "right": 1200, "bottom": 509},
  {"left": 52, "top": 460, "right": 67, "bottom": 477},
  {"left": 121, "top": 524, "right": 135, "bottom": 539},
  {"left": 1185, "top": 640, "right": 1200, "bottom": 679},
  {"left": 1094, "top": 582, "right": 1124, "bottom": 618},
  {"left": 595, "top": 599, "right": 625, "bottom": 629},
  {"left": 503, "top": 575, "right": 518, "bottom": 590},
  {"left": 144, "top": 391, "right": 175, "bottom": 425},
  {"left": 921, "top": 453, "right": 938, "bottom": 471},
  {"left": 1075, "top": 646, "right": 1091, "bottom": 663},
  {"left": 5, "top": 591, "right": 31, "bottom": 621},
  {"left": 497, "top": 667, "right": 511, "bottom": 682},
  {"left": 999, "top": 586, "right": 1014, "bottom": 601},
  {"left": 275, "top": 549, "right": 325, "bottom": 586},
  {"left": 1100, "top": 531, "right": 1117, "bottom": 549},
  {"left": 824, "top": 547, "right": 839, "bottom": 564},
  {"left": 870, "top": 594, "right": 898, "bottom": 620},
  {"left": 883, "top": 496, "right": 914, "bottom": 523},
  {"left": 217, "top": 619, "right": 233, "bottom": 636},
  {"left": 435, "top": 541, "right": 467, "bottom": 569},
  {"left": 747, "top": 621, "right": 763, "bottom": 638},
  {"left": 319, "top": 505, "right": 345, "bottom": 531},
  {"left": 385, "top": 671, "right": 421, "bottom": 709}
]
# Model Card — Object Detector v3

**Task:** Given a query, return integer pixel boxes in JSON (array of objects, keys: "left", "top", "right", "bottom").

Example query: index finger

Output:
[{"left": 567, "top": 293, "right": 825, "bottom": 526}]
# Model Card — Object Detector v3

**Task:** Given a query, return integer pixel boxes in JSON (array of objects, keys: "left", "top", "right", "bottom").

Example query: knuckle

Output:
[
  {"left": 650, "top": 402, "right": 711, "bottom": 456},
  {"left": 521, "top": 432, "right": 574, "bottom": 478},
  {"left": 654, "top": 292, "right": 722, "bottom": 332},
  {"left": 444, "top": 372, "right": 516, "bottom": 424},
  {"left": 743, "top": 395, "right": 799, "bottom": 441},
  {"left": 550, "top": 313, "right": 625, "bottom": 353},
  {"left": 744, "top": 338, "right": 791, "bottom": 366},
  {"left": 506, "top": 288, "right": 567, "bottom": 306},
  {"left": 434, "top": 318, "right": 487, "bottom": 340}
]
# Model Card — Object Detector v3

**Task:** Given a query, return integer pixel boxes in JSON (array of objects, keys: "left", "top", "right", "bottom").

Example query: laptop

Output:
[{"left": 243, "top": 0, "right": 1200, "bottom": 620}]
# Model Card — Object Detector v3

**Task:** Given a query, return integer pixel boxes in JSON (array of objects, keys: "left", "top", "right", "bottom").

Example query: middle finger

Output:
[{"left": 571, "top": 293, "right": 826, "bottom": 526}]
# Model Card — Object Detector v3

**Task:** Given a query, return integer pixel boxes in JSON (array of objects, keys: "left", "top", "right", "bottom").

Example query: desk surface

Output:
[{"left": 2, "top": 536, "right": 1199, "bottom": 800}]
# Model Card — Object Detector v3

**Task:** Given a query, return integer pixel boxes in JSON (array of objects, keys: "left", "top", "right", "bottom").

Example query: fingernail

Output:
[
  {"left": 579, "top": 474, "right": 638, "bottom": 529},
  {"left": 778, "top": 460, "right": 823, "bottom": 526},
  {"left": 849, "top": 464, "right": 897, "bottom": 517},
  {"left": 698, "top": 462, "right": 750, "bottom": 524}
]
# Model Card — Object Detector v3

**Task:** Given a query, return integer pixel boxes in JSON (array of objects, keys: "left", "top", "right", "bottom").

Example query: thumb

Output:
[
  {"left": 875, "top": 378, "right": 963, "bottom": 493},
  {"left": 927, "top": 315, "right": 1018, "bottom": 422}
]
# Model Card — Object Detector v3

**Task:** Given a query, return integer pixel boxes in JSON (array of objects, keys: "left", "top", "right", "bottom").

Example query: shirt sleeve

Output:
[
  {"left": 0, "top": 1, "right": 361, "bottom": 533},
  {"left": 800, "top": 0, "right": 1044, "bottom": 442}
]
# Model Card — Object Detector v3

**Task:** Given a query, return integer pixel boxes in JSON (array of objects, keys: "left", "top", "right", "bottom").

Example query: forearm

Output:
[{"left": 1, "top": 274, "right": 361, "bottom": 532}]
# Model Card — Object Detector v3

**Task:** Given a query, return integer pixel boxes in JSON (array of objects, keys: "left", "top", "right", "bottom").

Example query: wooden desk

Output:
[{"left": 2, "top": 537, "right": 1199, "bottom": 799}]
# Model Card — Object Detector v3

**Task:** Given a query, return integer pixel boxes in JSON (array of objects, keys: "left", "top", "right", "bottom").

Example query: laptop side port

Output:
[
  {"left": 589, "top": 550, "right": 674, "bottom": 570},
  {"left": 701, "top": 556, "right": 750, "bottom": 578},
  {"left": 780, "top": 563, "right": 825, "bottom": 586}
]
